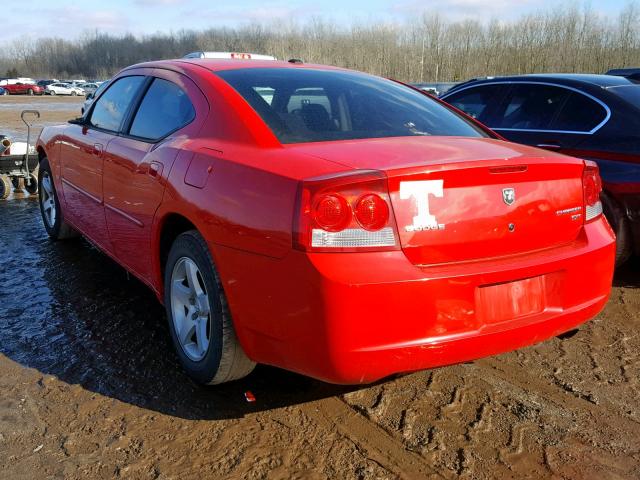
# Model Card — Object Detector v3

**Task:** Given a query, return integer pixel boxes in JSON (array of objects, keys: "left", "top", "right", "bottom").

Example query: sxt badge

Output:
[{"left": 400, "top": 180, "right": 445, "bottom": 232}]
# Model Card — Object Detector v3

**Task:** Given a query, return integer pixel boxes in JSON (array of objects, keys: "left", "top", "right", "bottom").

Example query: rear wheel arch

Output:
[
  {"left": 157, "top": 213, "right": 199, "bottom": 282},
  {"left": 154, "top": 211, "right": 239, "bottom": 325},
  {"left": 159, "top": 219, "right": 256, "bottom": 384}
]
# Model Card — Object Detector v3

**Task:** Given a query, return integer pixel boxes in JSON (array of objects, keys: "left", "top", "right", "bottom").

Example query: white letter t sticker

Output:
[{"left": 399, "top": 180, "right": 444, "bottom": 229}]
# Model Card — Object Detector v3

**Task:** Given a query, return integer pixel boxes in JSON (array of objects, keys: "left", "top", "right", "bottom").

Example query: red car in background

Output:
[
  {"left": 1, "top": 82, "right": 44, "bottom": 95},
  {"left": 35, "top": 57, "right": 615, "bottom": 385}
]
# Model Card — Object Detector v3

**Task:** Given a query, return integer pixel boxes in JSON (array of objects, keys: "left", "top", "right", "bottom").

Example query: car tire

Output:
[
  {"left": 38, "top": 157, "right": 78, "bottom": 240},
  {"left": 71, "top": 91, "right": 77, "bottom": 96},
  {"left": 49, "top": 90, "right": 56, "bottom": 96},
  {"left": 0, "top": 175, "right": 11, "bottom": 199},
  {"left": 601, "top": 192, "right": 632, "bottom": 267},
  {"left": 27, "top": 89, "right": 33, "bottom": 96},
  {"left": 3, "top": 90, "right": 9, "bottom": 96},
  {"left": 164, "top": 230, "right": 256, "bottom": 385}
]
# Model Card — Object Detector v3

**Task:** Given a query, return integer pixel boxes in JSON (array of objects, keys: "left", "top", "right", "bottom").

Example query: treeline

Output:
[{"left": 1, "top": 3, "right": 640, "bottom": 82}]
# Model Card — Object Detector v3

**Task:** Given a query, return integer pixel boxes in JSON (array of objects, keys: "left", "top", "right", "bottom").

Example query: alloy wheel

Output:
[
  {"left": 170, "top": 257, "right": 211, "bottom": 362},
  {"left": 40, "top": 171, "right": 56, "bottom": 227}
]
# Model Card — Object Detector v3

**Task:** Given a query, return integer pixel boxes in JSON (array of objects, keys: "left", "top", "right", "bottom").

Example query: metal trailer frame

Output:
[{"left": 0, "top": 110, "right": 40, "bottom": 199}]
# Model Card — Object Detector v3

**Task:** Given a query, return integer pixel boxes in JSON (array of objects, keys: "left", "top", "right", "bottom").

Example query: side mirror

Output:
[{"left": 68, "top": 117, "right": 87, "bottom": 126}]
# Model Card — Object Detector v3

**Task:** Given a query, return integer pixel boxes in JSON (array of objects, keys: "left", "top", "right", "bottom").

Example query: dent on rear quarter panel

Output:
[
  {"left": 165, "top": 148, "right": 298, "bottom": 259},
  {"left": 202, "top": 155, "right": 298, "bottom": 258}
]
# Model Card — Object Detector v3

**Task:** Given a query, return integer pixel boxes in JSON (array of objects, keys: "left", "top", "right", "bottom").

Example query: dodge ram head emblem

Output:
[{"left": 502, "top": 187, "right": 515, "bottom": 206}]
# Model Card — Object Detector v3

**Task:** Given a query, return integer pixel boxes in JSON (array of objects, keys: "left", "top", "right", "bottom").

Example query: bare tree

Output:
[{"left": 0, "top": 3, "right": 638, "bottom": 82}]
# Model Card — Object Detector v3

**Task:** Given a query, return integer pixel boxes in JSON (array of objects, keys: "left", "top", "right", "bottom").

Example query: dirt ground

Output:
[
  {"left": 1, "top": 102, "right": 640, "bottom": 480},
  {"left": 0, "top": 95, "right": 84, "bottom": 142},
  {"left": 2, "top": 197, "right": 640, "bottom": 480}
]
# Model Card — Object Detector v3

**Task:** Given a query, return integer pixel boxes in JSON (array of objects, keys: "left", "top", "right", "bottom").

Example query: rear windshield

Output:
[
  {"left": 216, "top": 68, "right": 488, "bottom": 144},
  {"left": 610, "top": 85, "right": 640, "bottom": 108}
]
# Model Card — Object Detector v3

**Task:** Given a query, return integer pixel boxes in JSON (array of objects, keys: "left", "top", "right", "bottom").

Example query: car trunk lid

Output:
[{"left": 288, "top": 137, "right": 586, "bottom": 264}]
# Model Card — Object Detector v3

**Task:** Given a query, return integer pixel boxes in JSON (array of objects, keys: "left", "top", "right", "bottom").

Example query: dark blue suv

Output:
[{"left": 442, "top": 74, "right": 640, "bottom": 266}]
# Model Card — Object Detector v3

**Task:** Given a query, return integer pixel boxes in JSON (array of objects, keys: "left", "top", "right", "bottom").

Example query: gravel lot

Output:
[{"left": 0, "top": 99, "right": 639, "bottom": 479}]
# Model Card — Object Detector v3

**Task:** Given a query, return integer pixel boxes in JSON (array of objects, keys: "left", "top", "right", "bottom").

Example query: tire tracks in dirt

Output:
[{"left": 306, "top": 396, "right": 449, "bottom": 479}]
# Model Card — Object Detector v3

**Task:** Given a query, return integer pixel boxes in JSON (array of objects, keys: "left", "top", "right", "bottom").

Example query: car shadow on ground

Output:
[
  {"left": 613, "top": 256, "right": 640, "bottom": 288},
  {"left": 46, "top": 240, "right": 374, "bottom": 420},
  {"left": 0, "top": 199, "right": 370, "bottom": 421}
]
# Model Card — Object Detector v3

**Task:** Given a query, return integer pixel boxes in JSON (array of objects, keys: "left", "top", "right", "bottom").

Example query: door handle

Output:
[
  {"left": 536, "top": 143, "right": 561, "bottom": 151},
  {"left": 92, "top": 143, "right": 103, "bottom": 155}
]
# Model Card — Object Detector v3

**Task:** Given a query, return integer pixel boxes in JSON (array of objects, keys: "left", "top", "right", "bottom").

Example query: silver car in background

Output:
[
  {"left": 81, "top": 80, "right": 110, "bottom": 114},
  {"left": 45, "top": 83, "right": 85, "bottom": 96},
  {"left": 78, "top": 82, "right": 101, "bottom": 95}
]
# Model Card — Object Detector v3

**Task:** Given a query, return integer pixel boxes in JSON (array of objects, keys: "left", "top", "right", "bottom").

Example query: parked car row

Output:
[
  {"left": 0, "top": 78, "right": 107, "bottom": 96},
  {"left": 35, "top": 55, "right": 617, "bottom": 387}
]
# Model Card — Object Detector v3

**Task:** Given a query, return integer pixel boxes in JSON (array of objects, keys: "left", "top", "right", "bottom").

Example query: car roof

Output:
[
  {"left": 124, "top": 58, "right": 347, "bottom": 74},
  {"left": 445, "top": 73, "right": 638, "bottom": 95}
]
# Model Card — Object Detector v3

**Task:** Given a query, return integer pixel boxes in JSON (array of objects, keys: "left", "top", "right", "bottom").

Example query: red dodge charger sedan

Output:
[{"left": 36, "top": 56, "right": 615, "bottom": 384}]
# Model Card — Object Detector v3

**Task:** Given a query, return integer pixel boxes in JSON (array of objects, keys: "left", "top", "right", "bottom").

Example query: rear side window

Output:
[
  {"left": 129, "top": 78, "right": 195, "bottom": 141},
  {"left": 551, "top": 92, "right": 607, "bottom": 132},
  {"left": 217, "top": 68, "right": 487, "bottom": 144},
  {"left": 444, "top": 85, "right": 506, "bottom": 122},
  {"left": 495, "top": 84, "right": 570, "bottom": 130},
  {"left": 89, "top": 76, "right": 145, "bottom": 132}
]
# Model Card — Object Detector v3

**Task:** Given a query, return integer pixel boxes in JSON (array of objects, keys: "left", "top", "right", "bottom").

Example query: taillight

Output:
[
  {"left": 313, "top": 194, "right": 351, "bottom": 231},
  {"left": 294, "top": 170, "right": 400, "bottom": 252},
  {"left": 354, "top": 194, "right": 389, "bottom": 230},
  {"left": 583, "top": 160, "right": 603, "bottom": 222}
]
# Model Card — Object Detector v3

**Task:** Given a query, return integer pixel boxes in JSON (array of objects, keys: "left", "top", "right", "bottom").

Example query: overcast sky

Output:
[{"left": 4, "top": 0, "right": 632, "bottom": 43}]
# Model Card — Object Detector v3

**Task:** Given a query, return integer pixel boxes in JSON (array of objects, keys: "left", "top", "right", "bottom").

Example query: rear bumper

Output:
[
  {"left": 315, "top": 293, "right": 606, "bottom": 384},
  {"left": 216, "top": 218, "right": 615, "bottom": 384}
]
